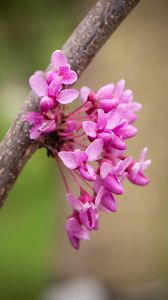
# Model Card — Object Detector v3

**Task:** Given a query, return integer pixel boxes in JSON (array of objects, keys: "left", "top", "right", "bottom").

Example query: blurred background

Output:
[{"left": 0, "top": 0, "right": 168, "bottom": 299}]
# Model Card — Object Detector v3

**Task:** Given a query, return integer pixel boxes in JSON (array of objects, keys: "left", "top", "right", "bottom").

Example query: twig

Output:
[{"left": 0, "top": 0, "right": 140, "bottom": 207}]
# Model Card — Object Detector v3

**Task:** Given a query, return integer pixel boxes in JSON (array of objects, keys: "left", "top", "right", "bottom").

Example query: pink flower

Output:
[
  {"left": 80, "top": 80, "right": 140, "bottom": 113},
  {"left": 24, "top": 49, "right": 151, "bottom": 249},
  {"left": 99, "top": 157, "right": 132, "bottom": 194},
  {"left": 95, "top": 185, "right": 118, "bottom": 212},
  {"left": 58, "top": 139, "right": 104, "bottom": 181},
  {"left": 66, "top": 216, "right": 90, "bottom": 250},
  {"left": 83, "top": 108, "right": 137, "bottom": 150},
  {"left": 66, "top": 190, "right": 99, "bottom": 231},
  {"left": 48, "top": 50, "right": 77, "bottom": 85},
  {"left": 29, "top": 74, "right": 78, "bottom": 105},
  {"left": 127, "top": 148, "right": 151, "bottom": 185},
  {"left": 24, "top": 112, "right": 56, "bottom": 140}
]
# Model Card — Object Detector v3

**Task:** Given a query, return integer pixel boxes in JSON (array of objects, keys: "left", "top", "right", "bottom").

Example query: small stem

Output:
[
  {"left": 56, "top": 158, "right": 70, "bottom": 193},
  {"left": 74, "top": 170, "right": 93, "bottom": 191},
  {"left": 68, "top": 169, "right": 81, "bottom": 190},
  {"left": 68, "top": 102, "right": 88, "bottom": 117}
]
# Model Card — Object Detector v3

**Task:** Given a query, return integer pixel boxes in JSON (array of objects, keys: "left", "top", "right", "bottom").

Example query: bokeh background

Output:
[{"left": 0, "top": 0, "right": 168, "bottom": 299}]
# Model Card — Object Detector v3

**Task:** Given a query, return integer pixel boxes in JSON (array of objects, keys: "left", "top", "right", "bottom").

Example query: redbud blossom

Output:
[{"left": 25, "top": 49, "right": 151, "bottom": 249}]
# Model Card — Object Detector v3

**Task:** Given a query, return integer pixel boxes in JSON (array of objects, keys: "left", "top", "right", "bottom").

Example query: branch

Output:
[{"left": 0, "top": 0, "right": 140, "bottom": 207}]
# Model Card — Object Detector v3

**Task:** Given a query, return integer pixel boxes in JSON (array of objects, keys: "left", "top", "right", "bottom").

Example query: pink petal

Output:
[
  {"left": 112, "top": 135, "right": 126, "bottom": 150},
  {"left": 59, "top": 64, "right": 70, "bottom": 73},
  {"left": 40, "top": 96, "right": 54, "bottom": 112},
  {"left": 131, "top": 102, "right": 142, "bottom": 112},
  {"left": 46, "top": 70, "right": 59, "bottom": 84},
  {"left": 128, "top": 172, "right": 149, "bottom": 186},
  {"left": 96, "top": 84, "right": 114, "bottom": 99},
  {"left": 74, "top": 149, "right": 87, "bottom": 165},
  {"left": 79, "top": 163, "right": 97, "bottom": 181},
  {"left": 116, "top": 157, "right": 133, "bottom": 175},
  {"left": 97, "top": 109, "right": 107, "bottom": 130},
  {"left": 95, "top": 186, "right": 104, "bottom": 207},
  {"left": 80, "top": 87, "right": 91, "bottom": 103},
  {"left": 117, "top": 124, "right": 138, "bottom": 139},
  {"left": 51, "top": 50, "right": 68, "bottom": 69},
  {"left": 86, "top": 139, "right": 104, "bottom": 161},
  {"left": 66, "top": 217, "right": 89, "bottom": 240},
  {"left": 58, "top": 151, "right": 79, "bottom": 169},
  {"left": 106, "top": 109, "right": 122, "bottom": 130},
  {"left": 66, "top": 193, "right": 82, "bottom": 210},
  {"left": 24, "top": 112, "right": 43, "bottom": 124},
  {"left": 120, "top": 89, "right": 133, "bottom": 103},
  {"left": 79, "top": 207, "right": 98, "bottom": 230},
  {"left": 104, "top": 174, "right": 124, "bottom": 195},
  {"left": 82, "top": 121, "right": 97, "bottom": 138},
  {"left": 97, "top": 131, "right": 113, "bottom": 145},
  {"left": 29, "top": 75, "right": 48, "bottom": 97},
  {"left": 30, "top": 126, "right": 41, "bottom": 140},
  {"left": 95, "top": 186, "right": 117, "bottom": 212},
  {"left": 140, "top": 147, "right": 148, "bottom": 162},
  {"left": 57, "top": 89, "right": 79, "bottom": 104},
  {"left": 66, "top": 232, "right": 79, "bottom": 250},
  {"left": 114, "top": 79, "right": 125, "bottom": 97},
  {"left": 63, "top": 70, "right": 77, "bottom": 85},
  {"left": 100, "top": 162, "right": 113, "bottom": 179},
  {"left": 38, "top": 119, "right": 56, "bottom": 133},
  {"left": 99, "top": 98, "right": 119, "bottom": 112},
  {"left": 48, "top": 76, "right": 62, "bottom": 97},
  {"left": 101, "top": 190, "right": 117, "bottom": 212},
  {"left": 66, "top": 217, "right": 90, "bottom": 249},
  {"left": 94, "top": 176, "right": 103, "bottom": 194}
]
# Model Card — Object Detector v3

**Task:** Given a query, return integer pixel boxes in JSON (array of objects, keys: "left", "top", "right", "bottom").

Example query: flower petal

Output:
[
  {"left": 40, "top": 96, "right": 54, "bottom": 113},
  {"left": 106, "top": 109, "right": 122, "bottom": 130},
  {"left": 74, "top": 149, "right": 87, "bottom": 165},
  {"left": 100, "top": 162, "right": 114, "bottom": 179},
  {"left": 51, "top": 50, "right": 68, "bottom": 69},
  {"left": 116, "top": 157, "right": 133, "bottom": 175},
  {"left": 79, "top": 207, "right": 98, "bottom": 230},
  {"left": 80, "top": 86, "right": 91, "bottom": 103},
  {"left": 120, "top": 89, "right": 133, "bottom": 103},
  {"left": 95, "top": 186, "right": 117, "bottom": 212},
  {"left": 101, "top": 189, "right": 117, "bottom": 212},
  {"left": 117, "top": 124, "right": 138, "bottom": 139},
  {"left": 24, "top": 112, "right": 43, "bottom": 124},
  {"left": 58, "top": 151, "right": 78, "bottom": 169},
  {"left": 29, "top": 75, "right": 48, "bottom": 97},
  {"left": 104, "top": 174, "right": 124, "bottom": 195},
  {"left": 112, "top": 135, "right": 126, "bottom": 150},
  {"left": 128, "top": 172, "right": 149, "bottom": 186},
  {"left": 95, "top": 185, "right": 104, "bottom": 207},
  {"left": 114, "top": 79, "right": 125, "bottom": 97},
  {"left": 57, "top": 89, "right": 79, "bottom": 104},
  {"left": 82, "top": 121, "right": 97, "bottom": 138},
  {"left": 48, "top": 76, "right": 62, "bottom": 97},
  {"left": 99, "top": 98, "right": 119, "bottom": 112},
  {"left": 86, "top": 139, "right": 104, "bottom": 161},
  {"left": 140, "top": 147, "right": 148, "bottom": 162},
  {"left": 63, "top": 70, "right": 77, "bottom": 85},
  {"left": 96, "top": 84, "right": 114, "bottom": 99},
  {"left": 97, "top": 109, "right": 107, "bottom": 130},
  {"left": 79, "top": 163, "right": 97, "bottom": 181},
  {"left": 30, "top": 126, "right": 41, "bottom": 140},
  {"left": 66, "top": 217, "right": 90, "bottom": 250},
  {"left": 38, "top": 119, "right": 56, "bottom": 133},
  {"left": 66, "top": 193, "right": 82, "bottom": 211}
]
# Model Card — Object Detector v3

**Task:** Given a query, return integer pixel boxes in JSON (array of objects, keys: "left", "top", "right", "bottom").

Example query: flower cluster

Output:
[{"left": 25, "top": 50, "right": 151, "bottom": 249}]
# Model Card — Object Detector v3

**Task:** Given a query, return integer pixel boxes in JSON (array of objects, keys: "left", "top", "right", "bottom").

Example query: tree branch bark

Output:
[{"left": 0, "top": 0, "right": 140, "bottom": 207}]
